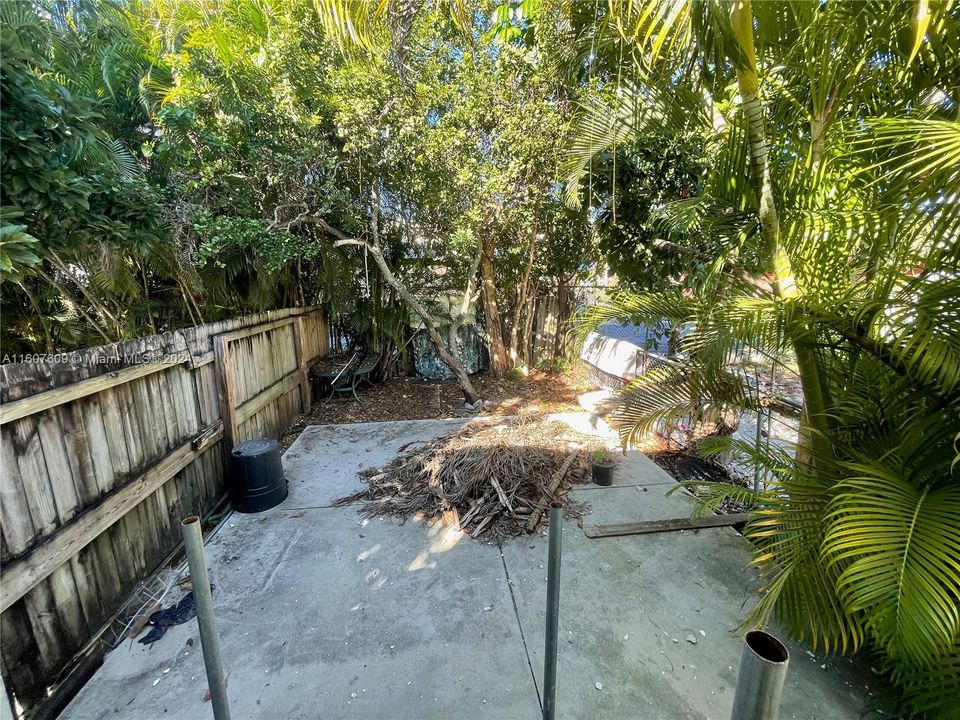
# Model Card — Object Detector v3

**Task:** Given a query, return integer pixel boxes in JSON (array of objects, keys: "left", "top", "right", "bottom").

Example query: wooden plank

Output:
[
  {"left": 134, "top": 375, "right": 161, "bottom": 460},
  {"left": 201, "top": 363, "right": 219, "bottom": 425},
  {"left": 181, "top": 363, "right": 204, "bottom": 437},
  {"left": 96, "top": 385, "right": 141, "bottom": 591},
  {"left": 35, "top": 411, "right": 93, "bottom": 647},
  {"left": 285, "top": 323, "right": 303, "bottom": 411},
  {"left": 584, "top": 512, "right": 755, "bottom": 539},
  {"left": 317, "top": 312, "right": 330, "bottom": 359},
  {"left": 143, "top": 386, "right": 172, "bottom": 568},
  {"left": 1, "top": 433, "right": 35, "bottom": 555},
  {"left": 0, "top": 422, "right": 224, "bottom": 613},
  {"left": 250, "top": 334, "right": 265, "bottom": 407},
  {"left": 81, "top": 394, "right": 118, "bottom": 496},
  {"left": 154, "top": 368, "right": 180, "bottom": 454},
  {"left": 11, "top": 418, "right": 58, "bottom": 538},
  {"left": 202, "top": 362, "right": 217, "bottom": 424},
  {"left": 189, "top": 351, "right": 214, "bottom": 369},
  {"left": 21, "top": 581, "right": 69, "bottom": 678},
  {"left": 57, "top": 401, "right": 99, "bottom": 506},
  {"left": 116, "top": 382, "right": 149, "bottom": 579},
  {"left": 526, "top": 453, "right": 578, "bottom": 532},
  {"left": 235, "top": 368, "right": 301, "bottom": 425},
  {"left": 213, "top": 335, "right": 238, "bottom": 450},
  {"left": 0, "top": 354, "right": 187, "bottom": 425},
  {"left": 37, "top": 411, "right": 81, "bottom": 522},
  {"left": 216, "top": 317, "right": 294, "bottom": 345},
  {"left": 1, "top": 601, "right": 43, "bottom": 705},
  {"left": 76, "top": 394, "right": 126, "bottom": 607},
  {"left": 56, "top": 402, "right": 116, "bottom": 630},
  {"left": 190, "top": 421, "right": 223, "bottom": 451}
]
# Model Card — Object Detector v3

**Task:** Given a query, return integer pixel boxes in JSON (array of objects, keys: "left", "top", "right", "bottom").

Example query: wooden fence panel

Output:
[{"left": 0, "top": 306, "right": 326, "bottom": 714}]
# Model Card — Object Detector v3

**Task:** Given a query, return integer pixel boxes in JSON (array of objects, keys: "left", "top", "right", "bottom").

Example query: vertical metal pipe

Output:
[
  {"left": 730, "top": 630, "right": 789, "bottom": 720},
  {"left": 542, "top": 504, "right": 563, "bottom": 720},
  {"left": 753, "top": 368, "right": 763, "bottom": 492},
  {"left": 762, "top": 362, "right": 777, "bottom": 491},
  {"left": 181, "top": 516, "right": 231, "bottom": 720}
]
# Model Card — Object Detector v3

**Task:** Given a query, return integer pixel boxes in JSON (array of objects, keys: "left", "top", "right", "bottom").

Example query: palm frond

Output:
[
  {"left": 744, "top": 463, "right": 868, "bottom": 654},
  {"left": 561, "top": 78, "right": 711, "bottom": 208},
  {"left": 666, "top": 479, "right": 758, "bottom": 517},
  {"left": 576, "top": 290, "right": 695, "bottom": 343},
  {"left": 612, "top": 359, "right": 756, "bottom": 446},
  {"left": 823, "top": 471, "right": 960, "bottom": 664}
]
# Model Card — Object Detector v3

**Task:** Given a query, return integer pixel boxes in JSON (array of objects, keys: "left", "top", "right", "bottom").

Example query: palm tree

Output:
[{"left": 565, "top": 0, "right": 960, "bottom": 714}]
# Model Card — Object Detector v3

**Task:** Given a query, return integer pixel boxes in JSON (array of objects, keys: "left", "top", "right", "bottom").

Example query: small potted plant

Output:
[{"left": 589, "top": 448, "right": 615, "bottom": 486}]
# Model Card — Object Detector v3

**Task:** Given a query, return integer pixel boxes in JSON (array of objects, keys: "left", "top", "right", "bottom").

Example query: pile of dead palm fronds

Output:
[{"left": 335, "top": 418, "right": 602, "bottom": 539}]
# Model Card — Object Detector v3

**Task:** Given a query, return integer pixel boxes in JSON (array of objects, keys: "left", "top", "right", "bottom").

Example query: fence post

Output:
[
  {"left": 317, "top": 310, "right": 330, "bottom": 357},
  {"left": 213, "top": 336, "right": 237, "bottom": 450},
  {"left": 292, "top": 314, "right": 310, "bottom": 413}
]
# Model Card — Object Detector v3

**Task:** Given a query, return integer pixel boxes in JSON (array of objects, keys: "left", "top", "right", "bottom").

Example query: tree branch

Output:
[{"left": 333, "top": 237, "right": 481, "bottom": 404}]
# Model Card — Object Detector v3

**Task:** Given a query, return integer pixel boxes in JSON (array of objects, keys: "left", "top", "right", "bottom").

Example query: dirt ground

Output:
[
  {"left": 277, "top": 362, "right": 751, "bottom": 516},
  {"left": 280, "top": 365, "right": 594, "bottom": 450}
]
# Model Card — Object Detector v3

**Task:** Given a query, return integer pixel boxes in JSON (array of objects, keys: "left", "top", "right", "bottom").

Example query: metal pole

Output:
[
  {"left": 542, "top": 504, "right": 563, "bottom": 720},
  {"left": 730, "top": 630, "right": 789, "bottom": 720},
  {"left": 181, "top": 516, "right": 231, "bottom": 720},
  {"left": 762, "top": 362, "right": 777, "bottom": 491},
  {"left": 752, "top": 368, "right": 763, "bottom": 492}
]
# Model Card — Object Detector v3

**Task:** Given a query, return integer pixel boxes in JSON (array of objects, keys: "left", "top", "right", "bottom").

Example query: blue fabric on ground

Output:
[{"left": 138, "top": 591, "right": 198, "bottom": 645}]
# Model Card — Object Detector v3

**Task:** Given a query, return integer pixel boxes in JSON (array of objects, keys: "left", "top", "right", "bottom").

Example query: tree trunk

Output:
[
  {"left": 521, "top": 282, "right": 538, "bottom": 367},
  {"left": 480, "top": 236, "right": 509, "bottom": 376},
  {"left": 141, "top": 263, "right": 157, "bottom": 335},
  {"left": 36, "top": 267, "right": 113, "bottom": 343},
  {"left": 448, "top": 240, "right": 483, "bottom": 353},
  {"left": 333, "top": 237, "right": 480, "bottom": 405},
  {"left": 552, "top": 278, "right": 571, "bottom": 360},
  {"left": 49, "top": 251, "right": 122, "bottom": 333},
  {"left": 729, "top": 0, "right": 830, "bottom": 462},
  {"left": 508, "top": 228, "right": 537, "bottom": 368},
  {"left": 19, "top": 280, "right": 53, "bottom": 352}
]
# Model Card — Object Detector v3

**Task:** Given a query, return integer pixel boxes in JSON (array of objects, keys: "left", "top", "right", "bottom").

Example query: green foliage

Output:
[
  {"left": 0, "top": 209, "right": 41, "bottom": 278},
  {"left": 505, "top": 367, "right": 527, "bottom": 381},
  {"left": 194, "top": 214, "right": 320, "bottom": 273},
  {"left": 4, "top": 0, "right": 959, "bottom": 715},
  {"left": 589, "top": 447, "right": 611, "bottom": 464},
  {"left": 536, "top": 356, "right": 570, "bottom": 373},
  {"left": 569, "top": 0, "right": 960, "bottom": 714}
]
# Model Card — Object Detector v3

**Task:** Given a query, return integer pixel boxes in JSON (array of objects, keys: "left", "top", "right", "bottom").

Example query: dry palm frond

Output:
[{"left": 336, "top": 418, "right": 603, "bottom": 540}]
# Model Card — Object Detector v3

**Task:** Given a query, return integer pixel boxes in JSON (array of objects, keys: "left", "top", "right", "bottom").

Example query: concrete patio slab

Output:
[
  {"left": 280, "top": 418, "right": 473, "bottom": 509},
  {"left": 572, "top": 483, "right": 695, "bottom": 525},
  {"left": 61, "top": 506, "right": 538, "bottom": 720},
  {"left": 62, "top": 414, "right": 879, "bottom": 720},
  {"left": 504, "top": 503, "right": 873, "bottom": 720}
]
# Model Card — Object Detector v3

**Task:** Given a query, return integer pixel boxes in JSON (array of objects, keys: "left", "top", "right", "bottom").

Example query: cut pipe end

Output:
[
  {"left": 181, "top": 515, "right": 201, "bottom": 527},
  {"left": 550, "top": 501, "right": 563, "bottom": 509},
  {"left": 745, "top": 630, "right": 789, "bottom": 664}
]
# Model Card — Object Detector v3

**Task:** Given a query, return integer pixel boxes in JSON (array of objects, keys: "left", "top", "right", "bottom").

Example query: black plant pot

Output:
[{"left": 592, "top": 461, "right": 614, "bottom": 486}]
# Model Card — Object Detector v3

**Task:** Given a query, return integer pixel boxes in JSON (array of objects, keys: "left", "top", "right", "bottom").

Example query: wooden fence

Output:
[{"left": 0, "top": 307, "right": 328, "bottom": 715}]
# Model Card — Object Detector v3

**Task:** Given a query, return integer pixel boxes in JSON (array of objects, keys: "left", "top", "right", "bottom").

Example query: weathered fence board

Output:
[{"left": 0, "top": 307, "right": 329, "bottom": 714}]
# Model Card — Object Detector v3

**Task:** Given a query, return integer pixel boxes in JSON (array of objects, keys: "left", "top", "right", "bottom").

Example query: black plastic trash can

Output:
[{"left": 229, "top": 438, "right": 287, "bottom": 512}]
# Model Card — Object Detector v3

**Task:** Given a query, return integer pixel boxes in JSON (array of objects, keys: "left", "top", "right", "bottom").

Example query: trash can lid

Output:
[{"left": 231, "top": 437, "right": 279, "bottom": 458}]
